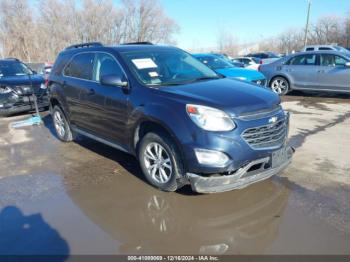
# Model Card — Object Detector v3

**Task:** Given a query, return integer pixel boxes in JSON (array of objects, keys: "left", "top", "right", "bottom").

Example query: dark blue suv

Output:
[{"left": 49, "top": 42, "right": 294, "bottom": 193}]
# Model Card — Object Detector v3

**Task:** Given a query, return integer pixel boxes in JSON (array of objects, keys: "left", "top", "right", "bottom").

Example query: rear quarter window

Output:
[{"left": 63, "top": 53, "right": 95, "bottom": 80}]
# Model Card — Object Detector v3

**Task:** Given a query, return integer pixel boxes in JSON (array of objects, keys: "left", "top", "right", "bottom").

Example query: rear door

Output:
[
  {"left": 62, "top": 52, "right": 95, "bottom": 129},
  {"left": 284, "top": 54, "right": 318, "bottom": 89},
  {"left": 317, "top": 53, "right": 350, "bottom": 92}
]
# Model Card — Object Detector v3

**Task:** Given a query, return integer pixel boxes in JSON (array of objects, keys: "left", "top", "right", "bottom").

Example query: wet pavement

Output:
[{"left": 1, "top": 91, "right": 350, "bottom": 255}]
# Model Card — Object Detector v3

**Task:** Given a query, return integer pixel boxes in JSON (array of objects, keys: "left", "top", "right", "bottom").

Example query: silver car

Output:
[{"left": 259, "top": 51, "right": 350, "bottom": 95}]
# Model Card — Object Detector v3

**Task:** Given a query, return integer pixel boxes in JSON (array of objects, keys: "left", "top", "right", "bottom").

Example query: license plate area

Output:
[{"left": 271, "top": 147, "right": 288, "bottom": 168}]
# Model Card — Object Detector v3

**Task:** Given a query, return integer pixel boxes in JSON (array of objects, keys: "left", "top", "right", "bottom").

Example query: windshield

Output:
[
  {"left": 266, "top": 52, "right": 280, "bottom": 58},
  {"left": 195, "top": 56, "right": 234, "bottom": 70},
  {"left": 120, "top": 49, "right": 219, "bottom": 86},
  {"left": 334, "top": 46, "right": 350, "bottom": 53},
  {"left": 0, "top": 62, "right": 33, "bottom": 78}
]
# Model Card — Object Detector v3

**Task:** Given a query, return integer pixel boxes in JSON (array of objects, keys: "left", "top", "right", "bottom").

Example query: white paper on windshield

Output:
[
  {"left": 149, "top": 71, "right": 159, "bottom": 77},
  {"left": 132, "top": 58, "right": 157, "bottom": 69}
]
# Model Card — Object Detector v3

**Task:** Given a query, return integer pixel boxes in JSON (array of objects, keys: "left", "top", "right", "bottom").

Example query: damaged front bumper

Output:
[{"left": 187, "top": 146, "right": 294, "bottom": 194}]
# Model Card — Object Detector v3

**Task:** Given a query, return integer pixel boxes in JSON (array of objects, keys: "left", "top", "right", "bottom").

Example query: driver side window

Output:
[{"left": 93, "top": 53, "right": 124, "bottom": 82}]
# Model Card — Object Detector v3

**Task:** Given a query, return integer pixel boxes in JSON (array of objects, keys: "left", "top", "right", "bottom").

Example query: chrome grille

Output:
[{"left": 242, "top": 118, "right": 287, "bottom": 149}]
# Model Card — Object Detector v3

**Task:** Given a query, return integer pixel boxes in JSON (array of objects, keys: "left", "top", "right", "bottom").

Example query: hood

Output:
[
  {"left": 158, "top": 78, "right": 280, "bottom": 116},
  {"left": 215, "top": 68, "right": 265, "bottom": 81},
  {"left": 0, "top": 74, "right": 44, "bottom": 87}
]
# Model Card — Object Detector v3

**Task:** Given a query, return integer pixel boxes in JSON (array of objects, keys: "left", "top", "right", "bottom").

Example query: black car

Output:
[
  {"left": 49, "top": 42, "right": 293, "bottom": 193},
  {"left": 0, "top": 58, "right": 48, "bottom": 116}
]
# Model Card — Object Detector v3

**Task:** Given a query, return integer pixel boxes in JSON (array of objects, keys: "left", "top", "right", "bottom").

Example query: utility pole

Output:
[{"left": 303, "top": 0, "right": 311, "bottom": 47}]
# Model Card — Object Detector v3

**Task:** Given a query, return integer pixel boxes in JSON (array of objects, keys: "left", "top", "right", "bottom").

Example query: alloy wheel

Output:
[
  {"left": 54, "top": 111, "right": 65, "bottom": 138},
  {"left": 143, "top": 142, "right": 173, "bottom": 184},
  {"left": 271, "top": 78, "right": 288, "bottom": 95}
]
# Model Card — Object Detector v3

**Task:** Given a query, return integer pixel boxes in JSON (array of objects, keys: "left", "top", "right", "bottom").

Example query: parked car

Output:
[
  {"left": 193, "top": 53, "right": 267, "bottom": 86},
  {"left": 232, "top": 57, "right": 261, "bottom": 70},
  {"left": 245, "top": 52, "right": 281, "bottom": 64},
  {"left": 259, "top": 50, "right": 350, "bottom": 95},
  {"left": 49, "top": 42, "right": 294, "bottom": 193},
  {"left": 302, "top": 45, "right": 350, "bottom": 53},
  {"left": 211, "top": 53, "right": 244, "bottom": 67},
  {"left": 0, "top": 58, "right": 48, "bottom": 116}
]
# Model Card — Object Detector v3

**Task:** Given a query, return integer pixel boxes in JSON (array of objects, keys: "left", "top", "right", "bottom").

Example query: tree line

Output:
[
  {"left": 215, "top": 14, "right": 350, "bottom": 56},
  {"left": 258, "top": 15, "right": 350, "bottom": 54},
  {"left": 0, "top": 0, "right": 179, "bottom": 62}
]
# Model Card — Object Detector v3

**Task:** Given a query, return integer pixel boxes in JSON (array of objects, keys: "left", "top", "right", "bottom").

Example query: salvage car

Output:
[
  {"left": 0, "top": 58, "right": 48, "bottom": 116},
  {"left": 193, "top": 53, "right": 267, "bottom": 86},
  {"left": 49, "top": 42, "right": 294, "bottom": 193},
  {"left": 259, "top": 50, "right": 350, "bottom": 95}
]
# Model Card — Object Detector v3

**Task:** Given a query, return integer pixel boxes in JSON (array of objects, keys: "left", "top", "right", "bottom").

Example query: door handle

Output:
[
  {"left": 317, "top": 70, "right": 325, "bottom": 73},
  {"left": 87, "top": 88, "right": 95, "bottom": 95}
]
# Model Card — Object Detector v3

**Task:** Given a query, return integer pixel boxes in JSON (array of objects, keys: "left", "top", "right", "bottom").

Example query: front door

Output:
[
  {"left": 284, "top": 54, "right": 318, "bottom": 89},
  {"left": 80, "top": 52, "right": 129, "bottom": 145}
]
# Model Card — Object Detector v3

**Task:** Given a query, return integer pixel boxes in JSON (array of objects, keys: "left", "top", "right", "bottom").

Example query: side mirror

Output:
[
  {"left": 100, "top": 75, "right": 128, "bottom": 88},
  {"left": 345, "top": 62, "right": 350, "bottom": 68}
]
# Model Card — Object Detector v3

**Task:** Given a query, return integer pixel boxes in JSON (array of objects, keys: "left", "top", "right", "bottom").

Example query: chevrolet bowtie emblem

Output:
[{"left": 269, "top": 116, "right": 278, "bottom": 124}]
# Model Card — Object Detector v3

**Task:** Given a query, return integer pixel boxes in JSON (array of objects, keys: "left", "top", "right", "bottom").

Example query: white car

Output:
[
  {"left": 232, "top": 57, "right": 261, "bottom": 70},
  {"left": 302, "top": 45, "right": 350, "bottom": 53}
]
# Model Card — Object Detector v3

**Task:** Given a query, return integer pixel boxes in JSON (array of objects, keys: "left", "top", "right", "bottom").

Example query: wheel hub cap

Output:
[{"left": 144, "top": 142, "right": 172, "bottom": 184}]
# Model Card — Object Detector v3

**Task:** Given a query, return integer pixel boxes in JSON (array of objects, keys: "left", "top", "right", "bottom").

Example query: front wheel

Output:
[
  {"left": 138, "top": 132, "right": 184, "bottom": 192},
  {"left": 270, "top": 77, "right": 290, "bottom": 96}
]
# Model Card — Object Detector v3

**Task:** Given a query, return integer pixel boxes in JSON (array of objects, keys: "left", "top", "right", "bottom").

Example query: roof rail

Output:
[
  {"left": 65, "top": 42, "right": 103, "bottom": 50},
  {"left": 3, "top": 57, "right": 21, "bottom": 61},
  {"left": 122, "top": 42, "right": 153, "bottom": 45}
]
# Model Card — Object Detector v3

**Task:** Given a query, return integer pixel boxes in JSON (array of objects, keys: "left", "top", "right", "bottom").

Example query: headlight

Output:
[
  {"left": 0, "top": 86, "right": 13, "bottom": 94},
  {"left": 186, "top": 104, "right": 235, "bottom": 131}
]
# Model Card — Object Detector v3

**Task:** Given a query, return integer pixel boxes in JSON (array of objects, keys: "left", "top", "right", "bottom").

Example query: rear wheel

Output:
[
  {"left": 52, "top": 106, "right": 73, "bottom": 142},
  {"left": 270, "top": 77, "right": 290, "bottom": 95},
  {"left": 138, "top": 132, "right": 184, "bottom": 192}
]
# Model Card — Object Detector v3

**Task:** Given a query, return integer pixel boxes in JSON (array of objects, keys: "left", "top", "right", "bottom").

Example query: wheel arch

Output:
[{"left": 132, "top": 118, "right": 186, "bottom": 166}]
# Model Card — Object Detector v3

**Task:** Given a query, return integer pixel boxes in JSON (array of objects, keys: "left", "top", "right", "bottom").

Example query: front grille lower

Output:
[
  {"left": 242, "top": 118, "right": 287, "bottom": 149},
  {"left": 252, "top": 79, "right": 266, "bottom": 86}
]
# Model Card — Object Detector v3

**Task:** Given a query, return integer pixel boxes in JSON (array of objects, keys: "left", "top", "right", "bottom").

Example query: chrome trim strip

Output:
[
  {"left": 72, "top": 127, "right": 129, "bottom": 153},
  {"left": 236, "top": 105, "right": 282, "bottom": 121}
]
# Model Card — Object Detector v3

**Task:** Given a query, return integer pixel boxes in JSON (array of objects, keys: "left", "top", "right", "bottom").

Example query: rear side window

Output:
[
  {"left": 288, "top": 54, "right": 316, "bottom": 66},
  {"left": 64, "top": 53, "right": 95, "bottom": 80},
  {"left": 306, "top": 47, "right": 314, "bottom": 51},
  {"left": 93, "top": 53, "right": 125, "bottom": 82},
  {"left": 319, "top": 47, "right": 332, "bottom": 51},
  {"left": 320, "top": 54, "right": 348, "bottom": 66}
]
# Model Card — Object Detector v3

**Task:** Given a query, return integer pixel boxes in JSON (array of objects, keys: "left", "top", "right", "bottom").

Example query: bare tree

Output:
[
  {"left": 309, "top": 15, "right": 344, "bottom": 45},
  {"left": 0, "top": 0, "right": 179, "bottom": 61},
  {"left": 120, "top": 0, "right": 179, "bottom": 44},
  {"left": 0, "top": 0, "right": 35, "bottom": 61},
  {"left": 216, "top": 28, "right": 239, "bottom": 56}
]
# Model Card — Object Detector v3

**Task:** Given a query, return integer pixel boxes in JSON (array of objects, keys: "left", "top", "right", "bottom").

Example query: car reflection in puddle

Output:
[{"left": 68, "top": 177, "right": 289, "bottom": 255}]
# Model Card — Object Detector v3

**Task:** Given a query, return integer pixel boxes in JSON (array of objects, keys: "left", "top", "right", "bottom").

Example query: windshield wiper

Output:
[{"left": 188, "top": 76, "right": 221, "bottom": 83}]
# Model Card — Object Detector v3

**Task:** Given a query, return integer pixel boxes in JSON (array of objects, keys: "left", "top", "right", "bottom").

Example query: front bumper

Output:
[
  {"left": 0, "top": 96, "right": 49, "bottom": 116},
  {"left": 187, "top": 146, "right": 294, "bottom": 193}
]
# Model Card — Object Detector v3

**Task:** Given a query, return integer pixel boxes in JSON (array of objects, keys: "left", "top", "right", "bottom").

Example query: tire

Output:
[
  {"left": 52, "top": 105, "right": 74, "bottom": 142},
  {"left": 270, "top": 76, "right": 290, "bottom": 96},
  {"left": 138, "top": 132, "right": 185, "bottom": 192}
]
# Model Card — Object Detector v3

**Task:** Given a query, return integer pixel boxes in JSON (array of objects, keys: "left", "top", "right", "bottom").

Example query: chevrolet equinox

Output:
[{"left": 48, "top": 42, "right": 294, "bottom": 193}]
